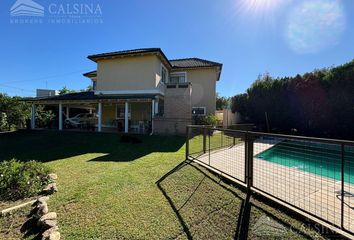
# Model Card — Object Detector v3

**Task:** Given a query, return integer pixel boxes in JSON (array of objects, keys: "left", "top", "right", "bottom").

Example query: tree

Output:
[
  {"left": 230, "top": 59, "right": 354, "bottom": 139},
  {"left": 80, "top": 85, "right": 94, "bottom": 92},
  {"left": 85, "top": 85, "right": 94, "bottom": 91},
  {"left": 35, "top": 105, "right": 55, "bottom": 128},
  {"left": 216, "top": 93, "right": 231, "bottom": 110},
  {"left": 0, "top": 94, "right": 30, "bottom": 131},
  {"left": 0, "top": 93, "right": 55, "bottom": 131},
  {"left": 0, "top": 112, "right": 8, "bottom": 131},
  {"left": 58, "top": 86, "right": 76, "bottom": 95},
  {"left": 231, "top": 93, "right": 248, "bottom": 115}
]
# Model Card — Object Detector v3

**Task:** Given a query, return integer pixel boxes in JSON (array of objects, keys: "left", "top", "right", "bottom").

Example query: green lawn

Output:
[
  {"left": 0, "top": 131, "right": 327, "bottom": 239},
  {"left": 188, "top": 130, "right": 243, "bottom": 156}
]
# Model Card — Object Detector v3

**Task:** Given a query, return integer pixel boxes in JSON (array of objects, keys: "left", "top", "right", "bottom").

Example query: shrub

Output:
[
  {"left": 193, "top": 114, "right": 218, "bottom": 126},
  {"left": 204, "top": 114, "right": 218, "bottom": 126},
  {"left": 0, "top": 112, "right": 8, "bottom": 131},
  {"left": 35, "top": 105, "right": 55, "bottom": 128},
  {"left": 0, "top": 159, "right": 51, "bottom": 201}
]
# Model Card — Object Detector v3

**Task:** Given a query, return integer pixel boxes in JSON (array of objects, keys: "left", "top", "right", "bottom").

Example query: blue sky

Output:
[{"left": 0, "top": 0, "right": 353, "bottom": 97}]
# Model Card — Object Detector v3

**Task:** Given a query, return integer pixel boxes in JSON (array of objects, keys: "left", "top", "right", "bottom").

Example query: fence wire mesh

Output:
[
  {"left": 187, "top": 126, "right": 246, "bottom": 183},
  {"left": 186, "top": 126, "right": 354, "bottom": 236}
]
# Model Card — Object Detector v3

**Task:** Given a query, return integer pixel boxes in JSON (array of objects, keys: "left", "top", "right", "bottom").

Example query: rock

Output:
[
  {"left": 40, "top": 219, "right": 58, "bottom": 230},
  {"left": 40, "top": 212, "right": 57, "bottom": 222},
  {"left": 42, "top": 183, "right": 58, "bottom": 194},
  {"left": 42, "top": 226, "right": 59, "bottom": 239},
  {"left": 47, "top": 173, "right": 58, "bottom": 181},
  {"left": 37, "top": 202, "right": 49, "bottom": 216},
  {"left": 38, "top": 212, "right": 57, "bottom": 227},
  {"left": 38, "top": 196, "right": 50, "bottom": 203},
  {"left": 47, "top": 231, "right": 60, "bottom": 240}
]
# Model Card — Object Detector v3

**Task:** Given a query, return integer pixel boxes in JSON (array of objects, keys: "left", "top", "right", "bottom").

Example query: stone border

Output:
[
  {"left": 1, "top": 173, "right": 60, "bottom": 239},
  {"left": 33, "top": 196, "right": 60, "bottom": 240}
]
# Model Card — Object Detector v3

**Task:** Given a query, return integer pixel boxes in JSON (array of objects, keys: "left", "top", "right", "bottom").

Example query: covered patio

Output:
[{"left": 26, "top": 92, "right": 163, "bottom": 134}]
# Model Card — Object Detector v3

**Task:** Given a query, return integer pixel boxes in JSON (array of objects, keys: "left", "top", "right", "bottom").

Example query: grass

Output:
[
  {"left": 0, "top": 130, "right": 328, "bottom": 239},
  {"left": 188, "top": 131, "right": 243, "bottom": 156}
]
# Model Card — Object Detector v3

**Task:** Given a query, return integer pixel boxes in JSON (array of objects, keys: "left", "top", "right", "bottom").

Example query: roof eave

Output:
[
  {"left": 171, "top": 64, "right": 223, "bottom": 81},
  {"left": 87, "top": 49, "right": 173, "bottom": 68}
]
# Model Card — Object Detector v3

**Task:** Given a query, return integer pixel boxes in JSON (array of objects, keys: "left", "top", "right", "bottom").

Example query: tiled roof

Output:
[
  {"left": 88, "top": 48, "right": 167, "bottom": 62},
  {"left": 169, "top": 58, "right": 222, "bottom": 69},
  {"left": 26, "top": 91, "right": 158, "bottom": 102}
]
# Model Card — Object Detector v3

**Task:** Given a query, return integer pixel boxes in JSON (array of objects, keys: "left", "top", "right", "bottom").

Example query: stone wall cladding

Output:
[{"left": 154, "top": 84, "right": 192, "bottom": 135}]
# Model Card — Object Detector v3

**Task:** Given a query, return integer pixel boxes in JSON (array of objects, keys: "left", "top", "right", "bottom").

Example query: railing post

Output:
[
  {"left": 221, "top": 131, "right": 223, "bottom": 148},
  {"left": 185, "top": 126, "right": 189, "bottom": 161},
  {"left": 208, "top": 128, "right": 211, "bottom": 165},
  {"left": 341, "top": 143, "right": 345, "bottom": 229},
  {"left": 233, "top": 136, "right": 236, "bottom": 146},
  {"left": 203, "top": 127, "right": 207, "bottom": 154},
  {"left": 248, "top": 134, "right": 254, "bottom": 189},
  {"left": 245, "top": 132, "right": 254, "bottom": 191}
]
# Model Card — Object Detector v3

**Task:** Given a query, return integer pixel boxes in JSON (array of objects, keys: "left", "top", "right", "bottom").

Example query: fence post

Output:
[
  {"left": 208, "top": 128, "right": 211, "bottom": 165},
  {"left": 221, "top": 131, "right": 223, "bottom": 148},
  {"left": 341, "top": 143, "right": 345, "bottom": 229},
  {"left": 186, "top": 126, "right": 189, "bottom": 161},
  {"left": 203, "top": 127, "right": 207, "bottom": 154},
  {"left": 245, "top": 133, "right": 254, "bottom": 191}
]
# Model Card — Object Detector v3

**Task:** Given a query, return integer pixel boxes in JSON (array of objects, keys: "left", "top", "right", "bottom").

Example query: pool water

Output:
[{"left": 256, "top": 140, "right": 354, "bottom": 184}]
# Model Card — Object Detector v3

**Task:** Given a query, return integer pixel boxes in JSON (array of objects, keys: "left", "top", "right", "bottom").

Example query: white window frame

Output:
[
  {"left": 192, "top": 107, "right": 206, "bottom": 116},
  {"left": 170, "top": 72, "right": 187, "bottom": 84},
  {"left": 160, "top": 64, "right": 168, "bottom": 84}
]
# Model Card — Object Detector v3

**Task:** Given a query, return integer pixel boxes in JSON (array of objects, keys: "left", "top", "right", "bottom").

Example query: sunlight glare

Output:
[
  {"left": 286, "top": 0, "right": 346, "bottom": 54},
  {"left": 238, "top": 0, "right": 288, "bottom": 13}
]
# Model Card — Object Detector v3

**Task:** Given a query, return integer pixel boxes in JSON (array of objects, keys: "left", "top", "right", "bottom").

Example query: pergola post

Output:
[
  {"left": 155, "top": 99, "right": 159, "bottom": 115},
  {"left": 151, "top": 99, "right": 155, "bottom": 134},
  {"left": 98, "top": 102, "right": 102, "bottom": 132},
  {"left": 124, "top": 101, "right": 129, "bottom": 133},
  {"left": 66, "top": 107, "right": 70, "bottom": 119},
  {"left": 59, "top": 103, "right": 63, "bottom": 131},
  {"left": 31, "top": 104, "right": 36, "bottom": 129}
]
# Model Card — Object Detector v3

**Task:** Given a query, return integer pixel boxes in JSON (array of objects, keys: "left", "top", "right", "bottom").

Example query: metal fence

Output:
[{"left": 186, "top": 125, "right": 354, "bottom": 236}]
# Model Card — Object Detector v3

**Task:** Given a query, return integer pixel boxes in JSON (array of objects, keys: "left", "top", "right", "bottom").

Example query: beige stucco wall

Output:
[
  {"left": 181, "top": 68, "right": 218, "bottom": 115},
  {"left": 96, "top": 55, "right": 164, "bottom": 91}
]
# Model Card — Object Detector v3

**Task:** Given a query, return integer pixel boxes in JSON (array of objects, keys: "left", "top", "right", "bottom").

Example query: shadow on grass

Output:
[
  {"left": 0, "top": 130, "right": 185, "bottom": 163},
  {"left": 157, "top": 161, "right": 319, "bottom": 240}
]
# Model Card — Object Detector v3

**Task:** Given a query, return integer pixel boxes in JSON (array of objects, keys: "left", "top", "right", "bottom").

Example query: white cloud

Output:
[{"left": 286, "top": 0, "right": 346, "bottom": 54}]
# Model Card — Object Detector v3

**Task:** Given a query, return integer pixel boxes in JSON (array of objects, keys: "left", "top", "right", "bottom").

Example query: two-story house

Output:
[{"left": 27, "top": 48, "right": 222, "bottom": 135}]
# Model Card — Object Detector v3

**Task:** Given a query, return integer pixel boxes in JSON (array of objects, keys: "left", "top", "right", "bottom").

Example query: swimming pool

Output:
[{"left": 256, "top": 140, "right": 354, "bottom": 184}]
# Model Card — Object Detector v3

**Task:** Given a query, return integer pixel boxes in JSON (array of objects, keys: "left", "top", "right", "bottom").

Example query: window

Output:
[
  {"left": 170, "top": 72, "right": 186, "bottom": 84},
  {"left": 161, "top": 64, "right": 168, "bottom": 83},
  {"left": 192, "top": 107, "right": 206, "bottom": 116}
]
